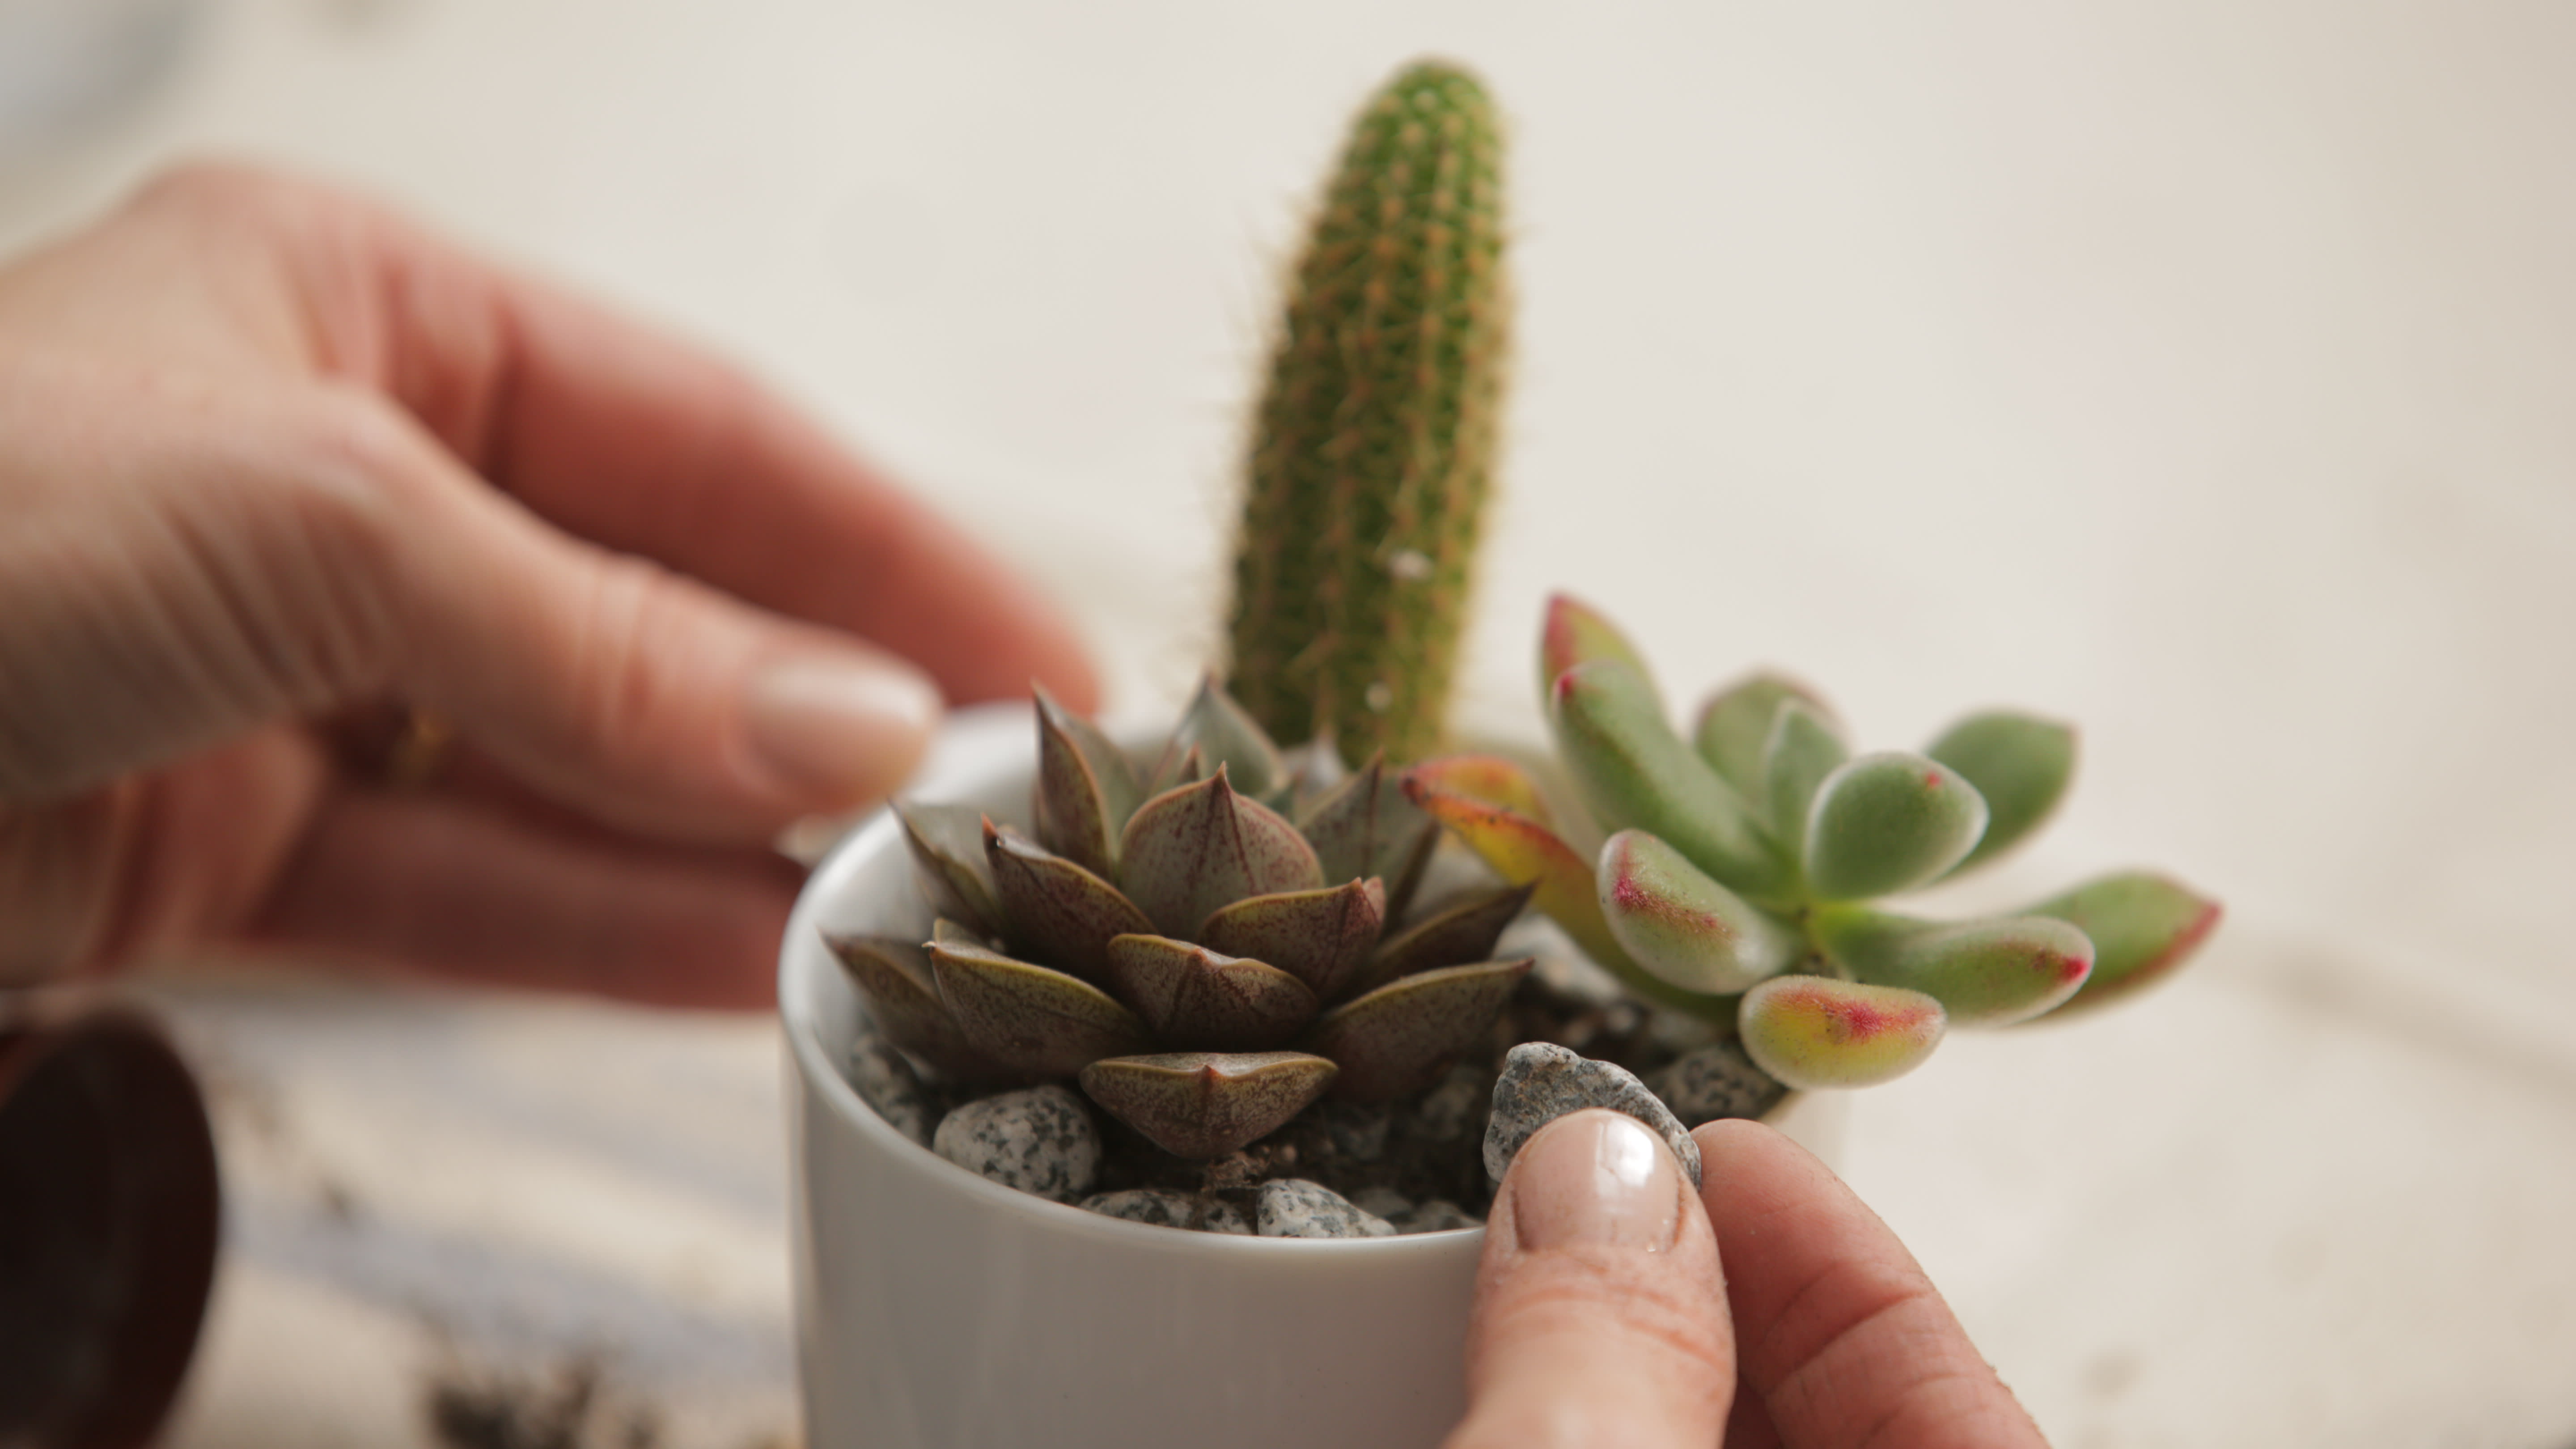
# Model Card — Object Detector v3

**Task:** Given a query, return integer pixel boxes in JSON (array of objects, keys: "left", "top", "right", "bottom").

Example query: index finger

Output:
[{"left": 1693, "top": 1119, "right": 2051, "bottom": 1449}]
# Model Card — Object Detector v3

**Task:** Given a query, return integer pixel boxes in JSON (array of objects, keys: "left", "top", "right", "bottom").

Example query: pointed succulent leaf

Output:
[
  {"left": 1365, "top": 883, "right": 1535, "bottom": 994},
  {"left": 1402, "top": 754, "right": 1559, "bottom": 832},
  {"left": 1811, "top": 907, "right": 2092, "bottom": 1026},
  {"left": 1119, "top": 767, "right": 1325, "bottom": 937},
  {"left": 1032, "top": 684, "right": 1142, "bottom": 877},
  {"left": 1197, "top": 877, "right": 1386, "bottom": 1004},
  {"left": 895, "top": 802, "right": 1003, "bottom": 935},
  {"left": 1099, "top": 933, "right": 1321, "bottom": 1050},
  {"left": 1738, "top": 975, "right": 1945, "bottom": 1089},
  {"left": 1303, "top": 958, "right": 1534, "bottom": 1102},
  {"left": 1597, "top": 830, "right": 1798, "bottom": 996},
  {"left": 1762, "top": 700, "right": 1849, "bottom": 862},
  {"left": 983, "top": 823, "right": 1154, "bottom": 982},
  {"left": 929, "top": 939, "right": 1151, "bottom": 1078},
  {"left": 822, "top": 933, "right": 1006, "bottom": 1081},
  {"left": 1802, "top": 752, "right": 1990, "bottom": 900},
  {"left": 1694, "top": 672, "right": 1838, "bottom": 796},
  {"left": 1154, "top": 676, "right": 1288, "bottom": 804},
  {"left": 2027, "top": 872, "right": 2222, "bottom": 1014},
  {"left": 1146, "top": 744, "right": 1210, "bottom": 798},
  {"left": 1550, "top": 660, "right": 1788, "bottom": 901},
  {"left": 1538, "top": 593, "right": 1658, "bottom": 707},
  {"left": 1296, "top": 754, "right": 1439, "bottom": 921},
  {"left": 1927, "top": 710, "right": 2076, "bottom": 875},
  {"left": 1402, "top": 778, "right": 1723, "bottom": 1018},
  {"left": 930, "top": 917, "right": 995, "bottom": 951},
  {"left": 1077, "top": 1051, "right": 1338, "bottom": 1160}
]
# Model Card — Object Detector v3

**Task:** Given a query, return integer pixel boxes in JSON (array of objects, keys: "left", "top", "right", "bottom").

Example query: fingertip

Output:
[{"left": 744, "top": 647, "right": 943, "bottom": 809}]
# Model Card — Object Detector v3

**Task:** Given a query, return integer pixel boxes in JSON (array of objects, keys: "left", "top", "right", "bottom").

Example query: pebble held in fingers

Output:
[{"left": 1483, "top": 1041, "right": 1701, "bottom": 1187}]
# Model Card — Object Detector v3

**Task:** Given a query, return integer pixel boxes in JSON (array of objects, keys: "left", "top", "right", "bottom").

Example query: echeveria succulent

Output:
[
  {"left": 829, "top": 679, "right": 1531, "bottom": 1161},
  {"left": 1406, "top": 594, "right": 2221, "bottom": 1093}
]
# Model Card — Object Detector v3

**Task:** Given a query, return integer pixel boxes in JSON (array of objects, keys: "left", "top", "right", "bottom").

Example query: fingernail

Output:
[
  {"left": 1509, "top": 1110, "right": 1683, "bottom": 1252},
  {"left": 746, "top": 652, "right": 942, "bottom": 801}
]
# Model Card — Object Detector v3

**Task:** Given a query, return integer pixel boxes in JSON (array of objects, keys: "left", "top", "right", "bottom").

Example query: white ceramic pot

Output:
[{"left": 780, "top": 702, "right": 1844, "bottom": 1449}]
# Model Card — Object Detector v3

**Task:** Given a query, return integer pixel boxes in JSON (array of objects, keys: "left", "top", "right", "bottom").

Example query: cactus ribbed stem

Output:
[{"left": 1226, "top": 59, "right": 1509, "bottom": 765}]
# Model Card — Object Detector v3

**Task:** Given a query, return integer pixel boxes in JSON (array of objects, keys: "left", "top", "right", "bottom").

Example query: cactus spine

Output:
[{"left": 1225, "top": 59, "right": 1509, "bottom": 765}]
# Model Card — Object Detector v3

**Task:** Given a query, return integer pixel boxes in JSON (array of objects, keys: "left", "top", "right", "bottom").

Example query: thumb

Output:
[{"left": 1448, "top": 1109, "right": 1736, "bottom": 1449}]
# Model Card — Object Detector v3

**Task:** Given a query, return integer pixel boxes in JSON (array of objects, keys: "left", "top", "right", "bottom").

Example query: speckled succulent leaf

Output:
[
  {"left": 1157, "top": 676, "right": 1290, "bottom": 805},
  {"left": 1118, "top": 767, "right": 1325, "bottom": 938},
  {"left": 1695, "top": 672, "right": 1837, "bottom": 796},
  {"left": 929, "top": 917, "right": 993, "bottom": 950},
  {"left": 1810, "top": 907, "right": 2092, "bottom": 1027},
  {"left": 929, "top": 939, "right": 1152, "bottom": 1079},
  {"left": 1737, "top": 975, "right": 1945, "bottom": 1089},
  {"left": 1033, "top": 684, "right": 1141, "bottom": 877},
  {"left": 1596, "top": 830, "right": 1797, "bottom": 996},
  {"left": 1549, "top": 660, "right": 1787, "bottom": 901},
  {"left": 1077, "top": 1051, "right": 1339, "bottom": 1160},
  {"left": 1402, "top": 753, "right": 1558, "bottom": 832},
  {"left": 894, "top": 802, "right": 1003, "bottom": 936},
  {"left": 823, "top": 933, "right": 1007, "bottom": 1081},
  {"left": 1098, "top": 934, "right": 1320, "bottom": 1051},
  {"left": 2027, "top": 872, "right": 2222, "bottom": 1014},
  {"left": 1146, "top": 744, "right": 1210, "bottom": 799},
  {"left": 1197, "top": 877, "right": 1387, "bottom": 1005},
  {"left": 1401, "top": 777, "right": 1720, "bottom": 1017},
  {"left": 1539, "top": 593, "right": 1657, "bottom": 708},
  {"left": 1303, "top": 958, "right": 1533, "bottom": 1102},
  {"left": 1762, "top": 699, "right": 1848, "bottom": 864},
  {"left": 1801, "top": 752, "right": 1990, "bottom": 901},
  {"left": 1926, "top": 710, "right": 2076, "bottom": 876},
  {"left": 1295, "top": 753, "right": 1440, "bottom": 921},
  {"left": 983, "top": 823, "right": 1154, "bottom": 983},
  {"left": 1363, "top": 882, "right": 1534, "bottom": 996}
]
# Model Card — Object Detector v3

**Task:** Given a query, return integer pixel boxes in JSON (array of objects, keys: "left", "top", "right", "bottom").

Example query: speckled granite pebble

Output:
[
  {"left": 1080, "top": 1188, "right": 1250, "bottom": 1234},
  {"left": 1483, "top": 1042, "right": 1702, "bottom": 1187},
  {"left": 1398, "top": 1199, "right": 1479, "bottom": 1234},
  {"left": 846, "top": 1030, "right": 936, "bottom": 1145},
  {"left": 933, "top": 1085, "right": 1100, "bottom": 1202},
  {"left": 1255, "top": 1178, "right": 1397, "bottom": 1238},
  {"left": 1648, "top": 1039, "right": 1789, "bottom": 1127}
]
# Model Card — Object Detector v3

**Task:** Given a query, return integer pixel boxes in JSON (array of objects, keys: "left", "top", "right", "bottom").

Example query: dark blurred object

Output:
[
  {"left": 0, "top": 0, "right": 203, "bottom": 152},
  {"left": 0, "top": 994, "right": 220, "bottom": 1449}
]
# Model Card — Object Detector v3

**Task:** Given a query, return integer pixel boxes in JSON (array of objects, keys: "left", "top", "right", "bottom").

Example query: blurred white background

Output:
[{"left": 6, "top": 3, "right": 2573, "bottom": 1446}]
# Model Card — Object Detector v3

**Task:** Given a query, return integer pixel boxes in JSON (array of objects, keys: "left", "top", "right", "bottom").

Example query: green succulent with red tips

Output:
[
  {"left": 1405, "top": 594, "right": 2222, "bottom": 1093},
  {"left": 827, "top": 679, "right": 1534, "bottom": 1162}
]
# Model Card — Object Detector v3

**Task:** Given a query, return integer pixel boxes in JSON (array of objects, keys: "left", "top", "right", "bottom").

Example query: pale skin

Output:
[{"left": 0, "top": 168, "right": 2043, "bottom": 1444}]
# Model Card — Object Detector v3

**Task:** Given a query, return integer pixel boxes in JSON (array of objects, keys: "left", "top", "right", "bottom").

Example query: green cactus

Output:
[
  {"left": 1406, "top": 594, "right": 2222, "bottom": 1093},
  {"left": 1225, "top": 59, "right": 1509, "bottom": 766}
]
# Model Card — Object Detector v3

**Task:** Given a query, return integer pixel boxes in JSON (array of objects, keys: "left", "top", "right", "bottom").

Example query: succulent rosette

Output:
[
  {"left": 826, "top": 681, "right": 1533, "bottom": 1161},
  {"left": 1402, "top": 595, "right": 2222, "bottom": 1092}
]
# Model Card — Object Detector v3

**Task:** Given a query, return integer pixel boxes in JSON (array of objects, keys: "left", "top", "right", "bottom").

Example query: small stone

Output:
[
  {"left": 1079, "top": 1188, "right": 1250, "bottom": 1235},
  {"left": 1413, "top": 1063, "right": 1491, "bottom": 1143},
  {"left": 1349, "top": 1185, "right": 1414, "bottom": 1220},
  {"left": 846, "top": 1033, "right": 936, "bottom": 1146},
  {"left": 1648, "top": 1039, "right": 1790, "bottom": 1128},
  {"left": 1398, "top": 1199, "right": 1479, "bottom": 1234},
  {"left": 933, "top": 1085, "right": 1101, "bottom": 1203},
  {"left": 1256, "top": 1178, "right": 1398, "bottom": 1239},
  {"left": 1484, "top": 1042, "right": 1702, "bottom": 1188}
]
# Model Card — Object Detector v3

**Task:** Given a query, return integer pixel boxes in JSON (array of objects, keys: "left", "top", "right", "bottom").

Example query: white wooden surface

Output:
[{"left": 6, "top": 2, "right": 2575, "bottom": 1445}]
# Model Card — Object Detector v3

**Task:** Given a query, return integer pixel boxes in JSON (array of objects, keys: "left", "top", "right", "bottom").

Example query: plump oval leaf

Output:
[
  {"left": 1926, "top": 710, "right": 2076, "bottom": 875},
  {"left": 1738, "top": 975, "right": 1945, "bottom": 1089},
  {"left": 983, "top": 823, "right": 1154, "bottom": 982},
  {"left": 1197, "top": 878, "right": 1387, "bottom": 1005},
  {"left": 1694, "top": 671, "right": 1836, "bottom": 796},
  {"left": 1033, "top": 684, "right": 1142, "bottom": 877},
  {"left": 1364, "top": 882, "right": 1534, "bottom": 996},
  {"left": 1597, "top": 830, "right": 1798, "bottom": 995},
  {"left": 823, "top": 932, "right": 1008, "bottom": 1081},
  {"left": 2026, "top": 872, "right": 2222, "bottom": 1015},
  {"left": 1551, "top": 660, "right": 1788, "bottom": 902},
  {"left": 1295, "top": 754, "right": 1439, "bottom": 921},
  {"left": 1762, "top": 700, "right": 1848, "bottom": 861},
  {"left": 1153, "top": 676, "right": 1288, "bottom": 804},
  {"left": 1802, "top": 752, "right": 1990, "bottom": 900},
  {"left": 895, "top": 802, "right": 1002, "bottom": 936},
  {"left": 1402, "top": 753, "right": 1559, "bottom": 832},
  {"left": 1303, "top": 958, "right": 1533, "bottom": 1102},
  {"left": 1118, "top": 767, "right": 1324, "bottom": 937},
  {"left": 929, "top": 939, "right": 1150, "bottom": 1079},
  {"left": 1811, "top": 907, "right": 2092, "bottom": 1026},
  {"left": 1539, "top": 593, "right": 1659, "bottom": 707},
  {"left": 1099, "top": 934, "right": 1320, "bottom": 1050},
  {"left": 1077, "top": 1051, "right": 1339, "bottom": 1160}
]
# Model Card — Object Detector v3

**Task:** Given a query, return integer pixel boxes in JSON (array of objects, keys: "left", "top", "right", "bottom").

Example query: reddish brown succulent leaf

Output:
[
  {"left": 1032, "top": 684, "right": 1141, "bottom": 877},
  {"left": 930, "top": 939, "right": 1150, "bottom": 1079},
  {"left": 1304, "top": 958, "right": 1533, "bottom": 1102},
  {"left": 1296, "top": 754, "right": 1440, "bottom": 921},
  {"left": 1362, "top": 883, "right": 1534, "bottom": 997},
  {"left": 1118, "top": 767, "right": 1323, "bottom": 938},
  {"left": 1099, "top": 934, "right": 1321, "bottom": 1050},
  {"left": 1077, "top": 1051, "right": 1339, "bottom": 1160},
  {"left": 895, "top": 802, "right": 1002, "bottom": 936},
  {"left": 1197, "top": 878, "right": 1387, "bottom": 1005},
  {"left": 822, "top": 932, "right": 1010, "bottom": 1082},
  {"left": 984, "top": 823, "right": 1154, "bottom": 982}
]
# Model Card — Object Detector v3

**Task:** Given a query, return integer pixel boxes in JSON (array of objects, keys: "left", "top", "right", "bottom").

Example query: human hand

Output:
[
  {"left": 0, "top": 163, "right": 1095, "bottom": 1005},
  {"left": 1450, "top": 1111, "right": 2050, "bottom": 1448}
]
